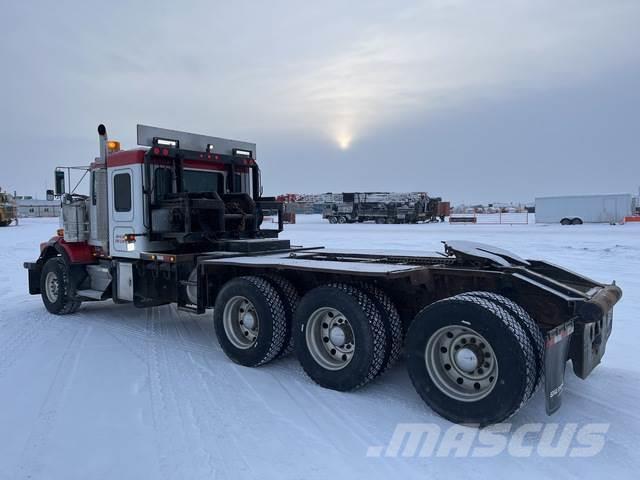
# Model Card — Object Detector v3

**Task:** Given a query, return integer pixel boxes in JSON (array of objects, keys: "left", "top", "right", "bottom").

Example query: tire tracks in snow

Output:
[
  {"left": 145, "top": 306, "right": 240, "bottom": 480},
  {"left": 0, "top": 309, "right": 71, "bottom": 381},
  {"left": 14, "top": 323, "right": 91, "bottom": 479}
]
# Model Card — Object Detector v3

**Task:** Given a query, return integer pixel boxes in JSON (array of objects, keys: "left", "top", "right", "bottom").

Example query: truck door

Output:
[{"left": 109, "top": 167, "right": 136, "bottom": 256}]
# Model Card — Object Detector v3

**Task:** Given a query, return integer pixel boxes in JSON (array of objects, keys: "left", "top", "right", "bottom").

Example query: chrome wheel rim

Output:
[
  {"left": 45, "top": 271, "right": 59, "bottom": 302},
  {"left": 223, "top": 296, "right": 259, "bottom": 349},
  {"left": 425, "top": 325, "right": 498, "bottom": 402},
  {"left": 306, "top": 307, "right": 355, "bottom": 370}
]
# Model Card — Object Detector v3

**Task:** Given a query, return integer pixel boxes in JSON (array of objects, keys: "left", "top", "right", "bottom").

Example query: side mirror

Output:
[
  {"left": 46, "top": 189, "right": 54, "bottom": 201},
  {"left": 54, "top": 170, "right": 65, "bottom": 196}
]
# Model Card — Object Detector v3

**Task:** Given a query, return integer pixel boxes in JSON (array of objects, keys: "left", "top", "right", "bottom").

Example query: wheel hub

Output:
[
  {"left": 454, "top": 348, "right": 478, "bottom": 373},
  {"left": 425, "top": 325, "right": 499, "bottom": 402},
  {"left": 306, "top": 307, "right": 355, "bottom": 370},
  {"left": 222, "top": 296, "right": 259, "bottom": 349},
  {"left": 329, "top": 326, "right": 346, "bottom": 347},
  {"left": 241, "top": 312, "right": 256, "bottom": 331},
  {"left": 45, "top": 271, "right": 59, "bottom": 302}
]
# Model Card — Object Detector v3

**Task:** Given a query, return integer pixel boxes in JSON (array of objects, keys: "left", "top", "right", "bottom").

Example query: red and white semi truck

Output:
[{"left": 24, "top": 124, "right": 622, "bottom": 425}]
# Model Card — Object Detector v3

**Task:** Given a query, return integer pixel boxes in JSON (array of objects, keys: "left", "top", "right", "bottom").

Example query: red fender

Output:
[{"left": 41, "top": 236, "right": 96, "bottom": 264}]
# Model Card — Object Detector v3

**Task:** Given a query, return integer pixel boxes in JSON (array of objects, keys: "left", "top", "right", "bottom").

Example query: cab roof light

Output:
[
  {"left": 233, "top": 148, "right": 252, "bottom": 158},
  {"left": 107, "top": 140, "right": 121, "bottom": 152},
  {"left": 207, "top": 144, "right": 215, "bottom": 153},
  {"left": 153, "top": 137, "right": 179, "bottom": 148}
]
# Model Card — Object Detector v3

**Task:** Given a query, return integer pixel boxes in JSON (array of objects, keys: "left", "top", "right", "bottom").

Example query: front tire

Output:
[
  {"left": 406, "top": 295, "right": 537, "bottom": 426},
  {"left": 40, "top": 257, "right": 81, "bottom": 315},
  {"left": 213, "top": 276, "right": 288, "bottom": 367}
]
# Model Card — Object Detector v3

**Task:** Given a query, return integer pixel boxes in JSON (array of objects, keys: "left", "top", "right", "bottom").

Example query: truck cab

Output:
[
  {"left": 54, "top": 124, "right": 283, "bottom": 260},
  {"left": 28, "top": 124, "right": 285, "bottom": 311}
]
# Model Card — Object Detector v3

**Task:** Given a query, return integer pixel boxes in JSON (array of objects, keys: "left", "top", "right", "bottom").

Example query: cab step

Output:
[{"left": 77, "top": 289, "right": 106, "bottom": 300}]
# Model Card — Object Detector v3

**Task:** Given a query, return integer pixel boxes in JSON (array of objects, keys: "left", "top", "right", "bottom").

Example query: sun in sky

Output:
[{"left": 336, "top": 132, "right": 353, "bottom": 150}]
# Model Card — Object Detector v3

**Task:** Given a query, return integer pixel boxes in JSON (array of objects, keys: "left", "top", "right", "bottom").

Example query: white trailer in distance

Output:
[{"left": 535, "top": 193, "right": 632, "bottom": 225}]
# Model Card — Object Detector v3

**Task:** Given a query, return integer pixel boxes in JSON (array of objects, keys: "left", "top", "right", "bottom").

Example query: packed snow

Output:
[{"left": 0, "top": 216, "right": 638, "bottom": 479}]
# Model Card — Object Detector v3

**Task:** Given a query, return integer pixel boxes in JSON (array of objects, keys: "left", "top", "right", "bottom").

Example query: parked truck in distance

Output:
[
  {"left": 24, "top": 124, "right": 622, "bottom": 426},
  {"left": 0, "top": 188, "right": 17, "bottom": 226},
  {"left": 322, "top": 192, "right": 450, "bottom": 224},
  {"left": 535, "top": 193, "right": 632, "bottom": 225}
]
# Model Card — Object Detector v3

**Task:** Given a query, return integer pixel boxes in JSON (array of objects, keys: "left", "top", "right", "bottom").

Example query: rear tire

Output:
[
  {"left": 338, "top": 216, "right": 347, "bottom": 224},
  {"left": 457, "top": 292, "right": 544, "bottom": 397},
  {"left": 213, "top": 276, "right": 287, "bottom": 367},
  {"left": 261, "top": 274, "right": 300, "bottom": 358},
  {"left": 328, "top": 216, "right": 338, "bottom": 224},
  {"left": 571, "top": 217, "right": 583, "bottom": 225},
  {"left": 560, "top": 218, "right": 571, "bottom": 225},
  {"left": 357, "top": 283, "right": 403, "bottom": 376},
  {"left": 40, "top": 257, "right": 81, "bottom": 315},
  {"left": 294, "top": 284, "right": 387, "bottom": 391},
  {"left": 406, "top": 295, "right": 537, "bottom": 426}
]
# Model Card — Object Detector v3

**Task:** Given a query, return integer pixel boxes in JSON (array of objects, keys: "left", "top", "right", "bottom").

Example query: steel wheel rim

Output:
[
  {"left": 45, "top": 271, "right": 59, "bottom": 302},
  {"left": 425, "top": 325, "right": 498, "bottom": 402},
  {"left": 306, "top": 307, "right": 355, "bottom": 370},
  {"left": 223, "top": 296, "right": 259, "bottom": 349}
]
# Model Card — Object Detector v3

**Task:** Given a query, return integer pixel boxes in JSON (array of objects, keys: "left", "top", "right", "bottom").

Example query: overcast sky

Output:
[{"left": 1, "top": 0, "right": 638, "bottom": 203}]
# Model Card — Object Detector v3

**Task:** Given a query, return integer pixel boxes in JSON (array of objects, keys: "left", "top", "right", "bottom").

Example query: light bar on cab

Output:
[
  {"left": 207, "top": 144, "right": 215, "bottom": 153},
  {"left": 233, "top": 148, "right": 252, "bottom": 158},
  {"left": 153, "top": 137, "right": 179, "bottom": 148}
]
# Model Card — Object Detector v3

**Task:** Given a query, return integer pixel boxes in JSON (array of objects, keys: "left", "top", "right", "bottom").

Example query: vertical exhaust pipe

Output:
[{"left": 98, "top": 124, "right": 108, "bottom": 163}]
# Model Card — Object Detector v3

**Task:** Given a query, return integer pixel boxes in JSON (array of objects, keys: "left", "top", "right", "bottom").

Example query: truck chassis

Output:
[
  {"left": 24, "top": 124, "right": 622, "bottom": 426},
  {"left": 25, "top": 237, "right": 621, "bottom": 425}
]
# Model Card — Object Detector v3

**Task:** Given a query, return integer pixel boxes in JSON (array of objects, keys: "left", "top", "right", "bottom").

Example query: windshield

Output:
[{"left": 183, "top": 170, "right": 224, "bottom": 194}]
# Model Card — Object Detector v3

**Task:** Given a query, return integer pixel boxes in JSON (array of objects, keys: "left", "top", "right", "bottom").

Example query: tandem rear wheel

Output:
[
  {"left": 213, "top": 276, "right": 543, "bottom": 426},
  {"left": 405, "top": 293, "right": 543, "bottom": 426},
  {"left": 213, "top": 276, "right": 290, "bottom": 367}
]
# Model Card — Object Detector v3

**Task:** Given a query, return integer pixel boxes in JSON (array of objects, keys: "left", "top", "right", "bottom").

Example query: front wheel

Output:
[
  {"left": 406, "top": 295, "right": 537, "bottom": 426},
  {"left": 40, "top": 257, "right": 81, "bottom": 314}
]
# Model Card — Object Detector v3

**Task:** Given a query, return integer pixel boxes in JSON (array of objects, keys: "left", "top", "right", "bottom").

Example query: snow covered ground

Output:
[{"left": 0, "top": 216, "right": 638, "bottom": 479}]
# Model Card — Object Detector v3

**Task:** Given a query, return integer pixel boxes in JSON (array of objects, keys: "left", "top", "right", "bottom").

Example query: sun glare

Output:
[{"left": 337, "top": 133, "right": 353, "bottom": 150}]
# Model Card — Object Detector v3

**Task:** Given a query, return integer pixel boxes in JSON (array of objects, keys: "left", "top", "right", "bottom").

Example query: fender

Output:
[
  {"left": 39, "top": 236, "right": 96, "bottom": 265},
  {"left": 25, "top": 237, "right": 96, "bottom": 295}
]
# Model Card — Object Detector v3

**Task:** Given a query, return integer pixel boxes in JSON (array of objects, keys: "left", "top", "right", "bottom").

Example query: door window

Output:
[{"left": 114, "top": 173, "right": 132, "bottom": 212}]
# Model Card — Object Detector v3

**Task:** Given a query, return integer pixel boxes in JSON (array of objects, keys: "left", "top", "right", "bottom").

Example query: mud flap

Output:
[{"left": 544, "top": 321, "right": 574, "bottom": 415}]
